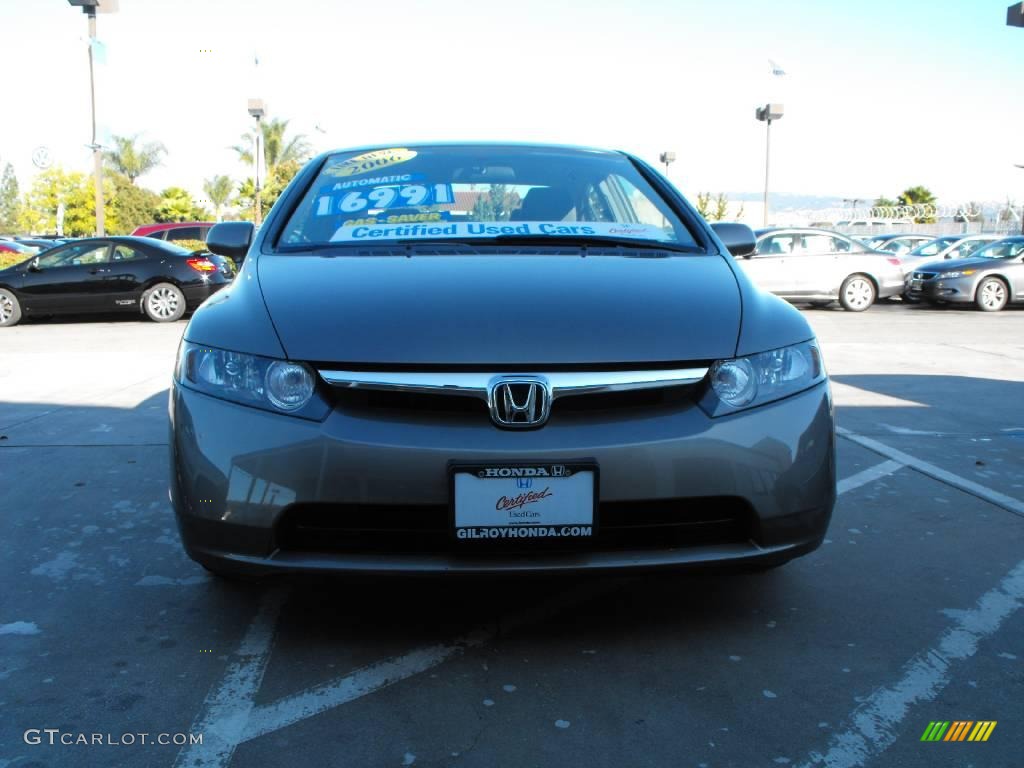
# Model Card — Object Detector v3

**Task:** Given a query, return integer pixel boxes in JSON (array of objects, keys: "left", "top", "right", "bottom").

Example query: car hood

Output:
[
  {"left": 916, "top": 256, "right": 997, "bottom": 273},
  {"left": 257, "top": 252, "right": 742, "bottom": 365}
]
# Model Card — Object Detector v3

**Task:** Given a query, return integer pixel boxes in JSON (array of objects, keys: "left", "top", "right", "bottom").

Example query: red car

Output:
[{"left": 131, "top": 222, "right": 217, "bottom": 243}]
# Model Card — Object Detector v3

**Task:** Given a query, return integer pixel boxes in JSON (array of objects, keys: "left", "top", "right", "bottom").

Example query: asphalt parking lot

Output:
[{"left": 1, "top": 302, "right": 1022, "bottom": 768}]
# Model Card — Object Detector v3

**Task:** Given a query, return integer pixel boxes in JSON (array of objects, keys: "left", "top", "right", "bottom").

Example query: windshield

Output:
[
  {"left": 973, "top": 239, "right": 1024, "bottom": 259},
  {"left": 907, "top": 237, "right": 958, "bottom": 257},
  {"left": 278, "top": 145, "right": 699, "bottom": 250}
]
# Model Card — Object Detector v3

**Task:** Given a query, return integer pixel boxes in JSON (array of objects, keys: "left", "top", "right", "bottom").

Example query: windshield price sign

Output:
[{"left": 315, "top": 183, "right": 454, "bottom": 216}]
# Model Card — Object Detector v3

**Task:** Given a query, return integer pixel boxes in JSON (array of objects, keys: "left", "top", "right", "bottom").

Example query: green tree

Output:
[
  {"left": 898, "top": 185, "right": 937, "bottom": 223},
  {"left": 470, "top": 185, "right": 521, "bottom": 221},
  {"left": 873, "top": 196, "right": 898, "bottom": 209},
  {"left": 203, "top": 175, "right": 234, "bottom": 221},
  {"left": 17, "top": 167, "right": 117, "bottom": 236},
  {"left": 0, "top": 163, "right": 19, "bottom": 232},
  {"left": 232, "top": 118, "right": 311, "bottom": 177},
  {"left": 235, "top": 160, "right": 304, "bottom": 221},
  {"left": 103, "top": 134, "right": 167, "bottom": 184},
  {"left": 108, "top": 174, "right": 160, "bottom": 234},
  {"left": 695, "top": 192, "right": 736, "bottom": 222},
  {"left": 156, "top": 187, "right": 210, "bottom": 223}
]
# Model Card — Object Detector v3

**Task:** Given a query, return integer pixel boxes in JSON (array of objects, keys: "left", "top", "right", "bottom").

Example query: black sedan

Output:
[{"left": 0, "top": 236, "right": 235, "bottom": 327}]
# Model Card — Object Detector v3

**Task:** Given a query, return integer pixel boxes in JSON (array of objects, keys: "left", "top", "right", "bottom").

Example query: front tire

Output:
[
  {"left": 143, "top": 283, "right": 186, "bottom": 322},
  {"left": 975, "top": 277, "right": 1008, "bottom": 312},
  {"left": 839, "top": 274, "right": 876, "bottom": 312},
  {"left": 0, "top": 288, "right": 22, "bottom": 327}
]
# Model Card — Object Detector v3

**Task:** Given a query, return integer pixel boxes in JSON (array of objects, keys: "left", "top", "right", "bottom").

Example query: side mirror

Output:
[
  {"left": 28, "top": 257, "right": 41, "bottom": 272},
  {"left": 710, "top": 222, "right": 757, "bottom": 258},
  {"left": 206, "top": 222, "right": 254, "bottom": 263}
]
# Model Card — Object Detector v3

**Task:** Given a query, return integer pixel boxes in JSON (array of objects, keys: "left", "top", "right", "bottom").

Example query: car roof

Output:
[
  {"left": 132, "top": 221, "right": 215, "bottom": 233},
  {"left": 63, "top": 235, "right": 187, "bottom": 248},
  {"left": 754, "top": 227, "right": 855, "bottom": 238}
]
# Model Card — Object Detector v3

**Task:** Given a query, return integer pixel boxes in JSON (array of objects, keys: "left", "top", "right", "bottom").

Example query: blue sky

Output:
[{"left": 2, "top": 0, "right": 1022, "bottom": 207}]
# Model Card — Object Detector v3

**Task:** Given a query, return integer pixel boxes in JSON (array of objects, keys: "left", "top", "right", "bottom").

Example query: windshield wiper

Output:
[
  {"left": 277, "top": 236, "right": 704, "bottom": 256},
  {"left": 397, "top": 235, "right": 704, "bottom": 254},
  {"left": 491, "top": 235, "right": 702, "bottom": 253}
]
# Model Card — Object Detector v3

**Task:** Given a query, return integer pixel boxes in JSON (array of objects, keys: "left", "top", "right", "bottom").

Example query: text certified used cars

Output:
[{"left": 169, "top": 143, "right": 836, "bottom": 578}]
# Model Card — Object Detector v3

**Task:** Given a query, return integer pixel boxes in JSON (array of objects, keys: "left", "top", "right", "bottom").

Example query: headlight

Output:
[
  {"left": 174, "top": 341, "right": 328, "bottom": 420},
  {"left": 700, "top": 340, "right": 826, "bottom": 417},
  {"left": 941, "top": 270, "right": 974, "bottom": 279}
]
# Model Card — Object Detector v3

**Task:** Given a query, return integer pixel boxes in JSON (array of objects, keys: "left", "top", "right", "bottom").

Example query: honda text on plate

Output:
[{"left": 169, "top": 143, "right": 836, "bottom": 578}]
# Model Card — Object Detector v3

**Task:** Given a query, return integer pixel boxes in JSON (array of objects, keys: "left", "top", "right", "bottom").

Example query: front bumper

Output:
[
  {"left": 169, "top": 380, "right": 836, "bottom": 576},
  {"left": 904, "top": 275, "right": 975, "bottom": 303}
]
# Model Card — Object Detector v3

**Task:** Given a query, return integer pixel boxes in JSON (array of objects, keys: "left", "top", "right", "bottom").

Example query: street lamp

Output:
[
  {"left": 755, "top": 103, "right": 784, "bottom": 227},
  {"left": 1015, "top": 164, "right": 1024, "bottom": 234},
  {"left": 67, "top": 0, "right": 117, "bottom": 236},
  {"left": 248, "top": 98, "right": 266, "bottom": 224},
  {"left": 659, "top": 151, "right": 676, "bottom": 177}
]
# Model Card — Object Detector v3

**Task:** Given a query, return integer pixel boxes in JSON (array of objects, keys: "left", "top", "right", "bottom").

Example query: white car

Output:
[{"left": 741, "top": 228, "right": 906, "bottom": 311}]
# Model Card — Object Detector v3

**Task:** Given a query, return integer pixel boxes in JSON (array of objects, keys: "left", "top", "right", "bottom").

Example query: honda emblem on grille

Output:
[{"left": 488, "top": 377, "right": 552, "bottom": 428}]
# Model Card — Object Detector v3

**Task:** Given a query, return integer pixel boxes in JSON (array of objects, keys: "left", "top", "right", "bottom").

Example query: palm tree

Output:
[
  {"left": 203, "top": 175, "right": 234, "bottom": 221},
  {"left": 104, "top": 134, "right": 167, "bottom": 184},
  {"left": 898, "top": 185, "right": 937, "bottom": 223},
  {"left": 898, "top": 186, "right": 936, "bottom": 207},
  {"left": 231, "top": 117, "right": 311, "bottom": 177}
]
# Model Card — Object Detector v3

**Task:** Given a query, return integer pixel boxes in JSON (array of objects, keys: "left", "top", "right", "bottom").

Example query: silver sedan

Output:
[{"left": 739, "top": 228, "right": 905, "bottom": 311}]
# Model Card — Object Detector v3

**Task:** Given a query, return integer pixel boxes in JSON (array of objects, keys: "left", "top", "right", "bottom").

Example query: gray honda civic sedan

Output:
[{"left": 169, "top": 143, "right": 835, "bottom": 578}]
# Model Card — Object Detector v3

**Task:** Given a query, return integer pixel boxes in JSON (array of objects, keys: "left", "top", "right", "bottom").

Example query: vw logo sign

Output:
[
  {"left": 31, "top": 146, "right": 52, "bottom": 170},
  {"left": 488, "top": 377, "right": 552, "bottom": 429}
]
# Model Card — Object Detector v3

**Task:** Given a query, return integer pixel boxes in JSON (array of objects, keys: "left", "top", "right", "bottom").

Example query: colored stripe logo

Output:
[{"left": 921, "top": 721, "right": 997, "bottom": 742}]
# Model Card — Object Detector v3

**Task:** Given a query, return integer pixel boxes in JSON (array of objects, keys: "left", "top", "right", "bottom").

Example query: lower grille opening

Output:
[{"left": 275, "top": 497, "right": 754, "bottom": 555}]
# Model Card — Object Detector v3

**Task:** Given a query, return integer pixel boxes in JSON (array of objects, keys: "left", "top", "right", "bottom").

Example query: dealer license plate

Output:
[{"left": 450, "top": 462, "right": 597, "bottom": 542}]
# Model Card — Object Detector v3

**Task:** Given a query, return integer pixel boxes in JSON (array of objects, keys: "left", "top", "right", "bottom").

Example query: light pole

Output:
[
  {"left": 659, "top": 151, "right": 676, "bottom": 177},
  {"left": 755, "top": 104, "right": 783, "bottom": 227},
  {"left": 68, "top": 0, "right": 116, "bottom": 236},
  {"left": 1016, "top": 164, "right": 1024, "bottom": 234},
  {"left": 248, "top": 99, "right": 266, "bottom": 225}
]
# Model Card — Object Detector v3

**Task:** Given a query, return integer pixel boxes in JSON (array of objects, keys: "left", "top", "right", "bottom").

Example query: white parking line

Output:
[
  {"left": 177, "top": 579, "right": 622, "bottom": 767},
  {"left": 837, "top": 426, "right": 1024, "bottom": 518},
  {"left": 173, "top": 588, "right": 288, "bottom": 768},
  {"left": 797, "top": 558, "right": 1024, "bottom": 768},
  {"left": 837, "top": 460, "right": 903, "bottom": 496}
]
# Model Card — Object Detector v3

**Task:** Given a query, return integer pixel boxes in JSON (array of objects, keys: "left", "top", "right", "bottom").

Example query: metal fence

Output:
[{"left": 830, "top": 221, "right": 1020, "bottom": 237}]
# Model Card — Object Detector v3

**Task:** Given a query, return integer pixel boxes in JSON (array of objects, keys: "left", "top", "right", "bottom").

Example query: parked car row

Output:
[{"left": 730, "top": 228, "right": 1023, "bottom": 312}]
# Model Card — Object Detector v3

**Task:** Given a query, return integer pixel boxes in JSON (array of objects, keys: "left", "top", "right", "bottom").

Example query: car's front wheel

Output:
[
  {"left": 839, "top": 274, "right": 876, "bottom": 312},
  {"left": 143, "top": 283, "right": 187, "bottom": 322},
  {"left": 0, "top": 288, "right": 22, "bottom": 327},
  {"left": 974, "top": 277, "right": 1008, "bottom": 312}
]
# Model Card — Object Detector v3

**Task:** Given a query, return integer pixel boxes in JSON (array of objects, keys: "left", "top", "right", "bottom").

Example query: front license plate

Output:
[
  {"left": 911, "top": 280, "right": 923, "bottom": 290},
  {"left": 450, "top": 461, "right": 598, "bottom": 542}
]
